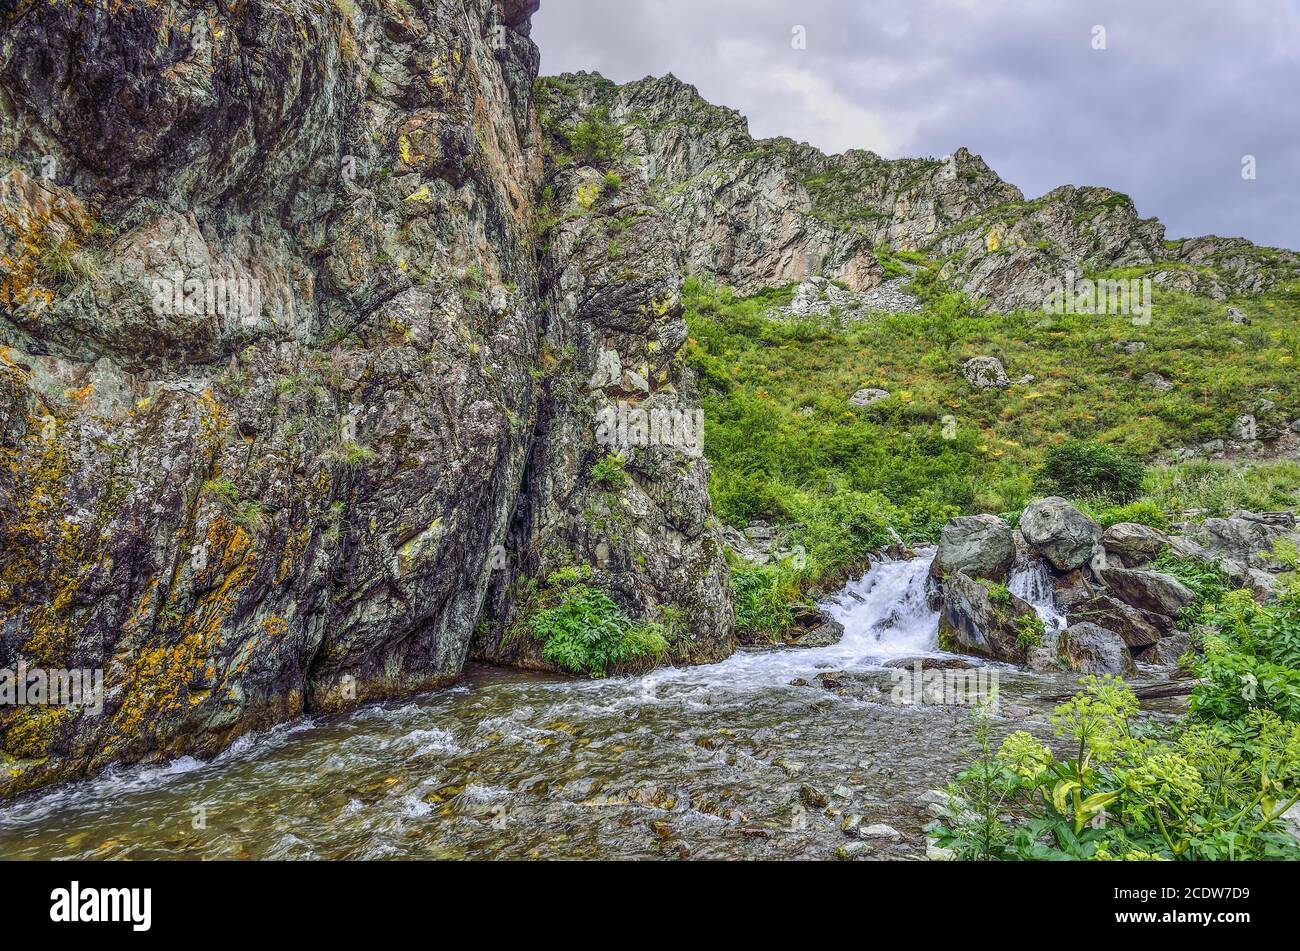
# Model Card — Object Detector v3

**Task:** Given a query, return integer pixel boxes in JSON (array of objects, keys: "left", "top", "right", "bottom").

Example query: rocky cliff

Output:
[
  {"left": 0, "top": 0, "right": 730, "bottom": 795},
  {"left": 541, "top": 71, "right": 1299, "bottom": 309}
]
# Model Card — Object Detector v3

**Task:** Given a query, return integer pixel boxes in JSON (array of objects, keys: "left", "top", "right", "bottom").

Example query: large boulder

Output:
[
  {"left": 937, "top": 572, "right": 1038, "bottom": 664},
  {"left": 1020, "top": 497, "right": 1102, "bottom": 571},
  {"left": 1060, "top": 623, "right": 1137, "bottom": 677},
  {"left": 962, "top": 356, "right": 1010, "bottom": 389},
  {"left": 930, "top": 515, "right": 1015, "bottom": 582},
  {"left": 1101, "top": 522, "right": 1170, "bottom": 568},
  {"left": 1184, "top": 512, "right": 1298, "bottom": 570},
  {"left": 1100, "top": 567, "right": 1197, "bottom": 619},
  {"left": 1057, "top": 590, "right": 1161, "bottom": 649},
  {"left": 1138, "top": 631, "right": 1196, "bottom": 671}
]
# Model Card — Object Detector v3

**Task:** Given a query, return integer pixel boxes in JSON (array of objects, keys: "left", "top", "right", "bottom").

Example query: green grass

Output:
[
  {"left": 686, "top": 276, "right": 1300, "bottom": 520},
  {"left": 685, "top": 273, "right": 1300, "bottom": 637}
]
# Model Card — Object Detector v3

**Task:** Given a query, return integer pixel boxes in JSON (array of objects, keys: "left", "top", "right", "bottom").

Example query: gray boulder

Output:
[
  {"left": 1020, "top": 497, "right": 1102, "bottom": 571},
  {"left": 1185, "top": 512, "right": 1297, "bottom": 570},
  {"left": 849, "top": 387, "right": 891, "bottom": 408},
  {"left": 1101, "top": 522, "right": 1170, "bottom": 568},
  {"left": 1140, "top": 631, "right": 1196, "bottom": 671},
  {"left": 1060, "top": 623, "right": 1137, "bottom": 677},
  {"left": 931, "top": 514, "right": 1015, "bottom": 582},
  {"left": 1100, "top": 567, "right": 1197, "bottom": 618},
  {"left": 937, "top": 572, "right": 1038, "bottom": 664},
  {"left": 1057, "top": 590, "right": 1161, "bottom": 649},
  {"left": 962, "top": 356, "right": 1010, "bottom": 389}
]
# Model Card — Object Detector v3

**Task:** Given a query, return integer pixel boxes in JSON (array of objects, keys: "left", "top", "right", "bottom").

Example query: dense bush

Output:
[
  {"left": 938, "top": 676, "right": 1300, "bottom": 860},
  {"left": 1036, "top": 440, "right": 1145, "bottom": 503},
  {"left": 525, "top": 570, "right": 667, "bottom": 677},
  {"left": 566, "top": 106, "right": 623, "bottom": 165},
  {"left": 729, "top": 559, "right": 802, "bottom": 642}
]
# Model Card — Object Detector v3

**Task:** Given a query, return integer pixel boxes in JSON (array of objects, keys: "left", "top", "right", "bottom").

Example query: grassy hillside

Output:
[{"left": 685, "top": 270, "right": 1300, "bottom": 638}]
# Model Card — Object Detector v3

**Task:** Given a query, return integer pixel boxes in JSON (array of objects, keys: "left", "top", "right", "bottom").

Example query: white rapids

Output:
[
  {"left": 1008, "top": 556, "right": 1068, "bottom": 632},
  {"left": 631, "top": 550, "right": 945, "bottom": 698}
]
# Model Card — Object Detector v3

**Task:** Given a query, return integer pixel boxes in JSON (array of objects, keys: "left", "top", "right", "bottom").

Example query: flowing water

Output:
[
  {"left": 1008, "top": 556, "right": 1069, "bottom": 632},
  {"left": 0, "top": 552, "right": 1151, "bottom": 860}
]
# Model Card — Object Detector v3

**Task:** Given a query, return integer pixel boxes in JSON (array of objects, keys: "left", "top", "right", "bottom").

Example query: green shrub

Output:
[
  {"left": 1151, "top": 549, "right": 1232, "bottom": 625},
  {"left": 936, "top": 676, "right": 1300, "bottom": 860},
  {"left": 1037, "top": 440, "right": 1145, "bottom": 503},
  {"left": 567, "top": 106, "right": 623, "bottom": 165},
  {"left": 528, "top": 583, "right": 666, "bottom": 677},
  {"left": 729, "top": 559, "right": 802, "bottom": 642},
  {"left": 591, "top": 452, "right": 630, "bottom": 489},
  {"left": 1016, "top": 612, "right": 1045, "bottom": 650},
  {"left": 1092, "top": 499, "right": 1170, "bottom": 530}
]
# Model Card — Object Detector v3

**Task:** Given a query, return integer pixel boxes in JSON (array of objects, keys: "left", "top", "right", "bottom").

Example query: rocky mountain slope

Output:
[
  {"left": 540, "top": 72, "right": 1299, "bottom": 309},
  {"left": 0, "top": 0, "right": 729, "bottom": 795},
  {"left": 3, "top": 0, "right": 1297, "bottom": 799}
]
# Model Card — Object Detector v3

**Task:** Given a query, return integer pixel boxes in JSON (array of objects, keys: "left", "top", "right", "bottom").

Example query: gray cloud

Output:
[{"left": 533, "top": 0, "right": 1300, "bottom": 249}]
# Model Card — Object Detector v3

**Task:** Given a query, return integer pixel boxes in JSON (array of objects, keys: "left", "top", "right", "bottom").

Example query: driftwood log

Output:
[{"left": 1038, "top": 680, "right": 1203, "bottom": 704}]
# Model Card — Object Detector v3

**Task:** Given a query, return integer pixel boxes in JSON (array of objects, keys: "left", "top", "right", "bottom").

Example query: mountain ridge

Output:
[{"left": 540, "top": 69, "right": 1299, "bottom": 309}]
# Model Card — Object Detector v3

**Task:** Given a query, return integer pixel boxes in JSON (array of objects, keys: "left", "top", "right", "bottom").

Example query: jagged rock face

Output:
[
  {"left": 0, "top": 0, "right": 732, "bottom": 794},
  {"left": 473, "top": 158, "right": 733, "bottom": 668},
  {"left": 937, "top": 572, "right": 1034, "bottom": 664},
  {"left": 543, "top": 72, "right": 1299, "bottom": 311}
]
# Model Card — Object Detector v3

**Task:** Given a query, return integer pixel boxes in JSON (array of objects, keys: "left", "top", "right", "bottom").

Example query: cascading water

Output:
[
  {"left": 1008, "top": 556, "right": 1068, "bottom": 632},
  {"left": 0, "top": 549, "right": 1067, "bottom": 861}
]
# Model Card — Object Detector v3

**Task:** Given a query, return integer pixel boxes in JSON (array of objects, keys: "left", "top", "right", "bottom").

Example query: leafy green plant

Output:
[
  {"left": 729, "top": 558, "right": 802, "bottom": 642},
  {"left": 591, "top": 452, "right": 630, "bottom": 489},
  {"left": 528, "top": 583, "right": 666, "bottom": 677},
  {"left": 1037, "top": 441, "right": 1145, "bottom": 503},
  {"left": 937, "top": 675, "right": 1300, "bottom": 860},
  {"left": 937, "top": 696, "right": 1019, "bottom": 860},
  {"left": 1016, "top": 612, "right": 1045, "bottom": 650},
  {"left": 567, "top": 106, "right": 623, "bottom": 165}
]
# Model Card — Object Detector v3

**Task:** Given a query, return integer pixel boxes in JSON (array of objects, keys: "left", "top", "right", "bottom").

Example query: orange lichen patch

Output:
[
  {"left": 0, "top": 169, "right": 97, "bottom": 315},
  {"left": 0, "top": 419, "right": 89, "bottom": 666},
  {"left": 0, "top": 210, "right": 57, "bottom": 311},
  {"left": 0, "top": 345, "right": 31, "bottom": 381},
  {"left": 106, "top": 516, "right": 258, "bottom": 747},
  {"left": 64, "top": 383, "right": 95, "bottom": 403},
  {"left": 274, "top": 524, "right": 311, "bottom": 586},
  {"left": 0, "top": 706, "right": 71, "bottom": 760},
  {"left": 198, "top": 387, "right": 230, "bottom": 449}
]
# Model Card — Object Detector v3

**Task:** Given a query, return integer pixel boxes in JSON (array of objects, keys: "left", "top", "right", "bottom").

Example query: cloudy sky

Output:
[{"left": 533, "top": 0, "right": 1300, "bottom": 250}]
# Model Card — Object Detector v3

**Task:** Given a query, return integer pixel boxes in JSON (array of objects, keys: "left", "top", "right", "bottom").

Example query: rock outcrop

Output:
[
  {"left": 927, "top": 502, "right": 1293, "bottom": 673},
  {"left": 0, "top": 0, "right": 733, "bottom": 796},
  {"left": 540, "top": 72, "right": 1299, "bottom": 312},
  {"left": 931, "top": 514, "right": 1015, "bottom": 582},
  {"left": 1019, "top": 497, "right": 1101, "bottom": 572},
  {"left": 937, "top": 572, "right": 1036, "bottom": 664}
]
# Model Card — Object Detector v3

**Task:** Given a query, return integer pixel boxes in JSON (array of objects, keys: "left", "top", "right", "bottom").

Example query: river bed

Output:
[{"left": 0, "top": 553, "right": 1174, "bottom": 860}]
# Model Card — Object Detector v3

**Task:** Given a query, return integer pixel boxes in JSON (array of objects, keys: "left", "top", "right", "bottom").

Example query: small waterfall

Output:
[
  {"left": 821, "top": 548, "right": 940, "bottom": 656},
  {"left": 1008, "top": 557, "right": 1067, "bottom": 632}
]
